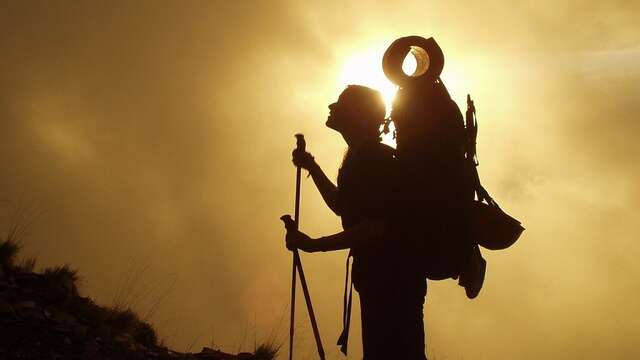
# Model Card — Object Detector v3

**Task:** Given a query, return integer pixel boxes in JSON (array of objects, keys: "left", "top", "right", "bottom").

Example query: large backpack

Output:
[{"left": 382, "top": 36, "right": 525, "bottom": 290}]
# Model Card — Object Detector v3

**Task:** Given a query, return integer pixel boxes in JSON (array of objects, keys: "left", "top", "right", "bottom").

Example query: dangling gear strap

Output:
[{"left": 337, "top": 251, "right": 354, "bottom": 355}]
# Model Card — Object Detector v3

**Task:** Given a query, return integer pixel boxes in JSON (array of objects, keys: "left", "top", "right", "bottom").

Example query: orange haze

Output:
[{"left": 1, "top": 1, "right": 639, "bottom": 359}]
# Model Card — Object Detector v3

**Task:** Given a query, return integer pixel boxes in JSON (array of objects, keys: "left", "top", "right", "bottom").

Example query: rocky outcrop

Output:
[{"left": 0, "top": 240, "right": 277, "bottom": 360}]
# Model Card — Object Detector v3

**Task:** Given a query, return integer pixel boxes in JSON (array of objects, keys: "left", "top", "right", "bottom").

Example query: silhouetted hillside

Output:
[{"left": 0, "top": 237, "right": 278, "bottom": 360}]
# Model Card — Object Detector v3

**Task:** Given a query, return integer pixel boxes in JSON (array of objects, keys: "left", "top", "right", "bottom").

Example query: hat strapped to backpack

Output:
[{"left": 383, "top": 36, "right": 445, "bottom": 87}]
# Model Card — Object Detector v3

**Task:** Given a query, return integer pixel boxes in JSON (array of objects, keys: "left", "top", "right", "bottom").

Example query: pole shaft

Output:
[
  {"left": 289, "top": 134, "right": 325, "bottom": 359},
  {"left": 295, "top": 252, "right": 325, "bottom": 359},
  {"left": 295, "top": 166, "right": 301, "bottom": 228},
  {"left": 289, "top": 254, "right": 296, "bottom": 360},
  {"left": 289, "top": 165, "right": 301, "bottom": 360}
]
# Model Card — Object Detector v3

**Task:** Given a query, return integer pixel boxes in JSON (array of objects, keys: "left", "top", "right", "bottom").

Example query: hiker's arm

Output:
[
  {"left": 307, "top": 162, "right": 341, "bottom": 215},
  {"left": 285, "top": 219, "right": 386, "bottom": 253},
  {"left": 292, "top": 149, "right": 341, "bottom": 215}
]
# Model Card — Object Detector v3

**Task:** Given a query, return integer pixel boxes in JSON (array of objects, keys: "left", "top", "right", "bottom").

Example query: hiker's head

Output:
[{"left": 327, "top": 85, "right": 386, "bottom": 144}]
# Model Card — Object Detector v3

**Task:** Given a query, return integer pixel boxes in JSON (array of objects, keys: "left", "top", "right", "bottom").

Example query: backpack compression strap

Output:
[{"left": 466, "top": 95, "right": 493, "bottom": 204}]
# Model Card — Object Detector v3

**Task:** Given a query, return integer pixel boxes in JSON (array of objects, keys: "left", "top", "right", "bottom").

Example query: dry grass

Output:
[
  {"left": 19, "top": 256, "right": 37, "bottom": 272},
  {"left": 0, "top": 221, "right": 27, "bottom": 269},
  {"left": 0, "top": 238, "right": 21, "bottom": 268},
  {"left": 253, "top": 341, "right": 281, "bottom": 360},
  {"left": 103, "top": 306, "right": 158, "bottom": 346},
  {"left": 1, "top": 203, "right": 43, "bottom": 269},
  {"left": 0, "top": 208, "right": 161, "bottom": 349},
  {"left": 42, "top": 264, "right": 79, "bottom": 282}
]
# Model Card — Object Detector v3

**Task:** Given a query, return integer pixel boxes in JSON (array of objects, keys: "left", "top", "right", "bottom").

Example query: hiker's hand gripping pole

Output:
[{"left": 283, "top": 134, "right": 325, "bottom": 360}]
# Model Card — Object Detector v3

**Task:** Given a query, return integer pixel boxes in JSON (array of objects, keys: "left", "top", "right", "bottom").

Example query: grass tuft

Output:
[
  {"left": 42, "top": 264, "right": 79, "bottom": 283},
  {"left": 133, "top": 321, "right": 158, "bottom": 346},
  {"left": 19, "top": 257, "right": 37, "bottom": 273},
  {"left": 40, "top": 264, "right": 80, "bottom": 303},
  {"left": 105, "top": 307, "right": 139, "bottom": 332},
  {"left": 0, "top": 238, "right": 21, "bottom": 268},
  {"left": 103, "top": 306, "right": 159, "bottom": 347},
  {"left": 253, "top": 341, "right": 281, "bottom": 360},
  {"left": 0, "top": 213, "right": 34, "bottom": 268}
]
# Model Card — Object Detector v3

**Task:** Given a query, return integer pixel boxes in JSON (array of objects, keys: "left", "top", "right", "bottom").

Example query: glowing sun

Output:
[
  {"left": 338, "top": 47, "right": 418, "bottom": 115},
  {"left": 337, "top": 45, "right": 419, "bottom": 146}
]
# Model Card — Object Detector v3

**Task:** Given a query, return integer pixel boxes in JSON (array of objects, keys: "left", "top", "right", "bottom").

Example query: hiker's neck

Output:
[{"left": 342, "top": 131, "right": 379, "bottom": 148}]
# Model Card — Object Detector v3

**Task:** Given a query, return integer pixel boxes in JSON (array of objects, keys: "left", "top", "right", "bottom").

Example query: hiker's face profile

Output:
[
  {"left": 326, "top": 100, "right": 349, "bottom": 132},
  {"left": 325, "top": 86, "right": 385, "bottom": 140}
]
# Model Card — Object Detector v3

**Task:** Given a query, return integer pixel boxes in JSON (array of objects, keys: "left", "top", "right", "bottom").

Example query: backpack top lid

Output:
[
  {"left": 383, "top": 36, "right": 457, "bottom": 160},
  {"left": 382, "top": 36, "right": 445, "bottom": 87}
]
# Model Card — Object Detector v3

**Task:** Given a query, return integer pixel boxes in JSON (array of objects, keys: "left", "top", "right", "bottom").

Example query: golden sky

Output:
[{"left": 1, "top": 1, "right": 639, "bottom": 359}]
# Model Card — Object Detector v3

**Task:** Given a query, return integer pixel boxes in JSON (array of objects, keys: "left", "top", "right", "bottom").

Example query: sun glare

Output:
[
  {"left": 338, "top": 48, "right": 398, "bottom": 115},
  {"left": 336, "top": 44, "right": 467, "bottom": 147},
  {"left": 337, "top": 47, "right": 422, "bottom": 113},
  {"left": 337, "top": 46, "right": 418, "bottom": 147}
]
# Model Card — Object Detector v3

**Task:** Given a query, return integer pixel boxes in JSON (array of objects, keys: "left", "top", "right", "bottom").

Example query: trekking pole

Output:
[{"left": 283, "top": 134, "right": 325, "bottom": 360}]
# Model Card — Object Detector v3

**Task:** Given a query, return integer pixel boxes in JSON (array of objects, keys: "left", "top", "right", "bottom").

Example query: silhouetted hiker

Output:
[
  {"left": 284, "top": 85, "right": 428, "bottom": 360},
  {"left": 282, "top": 36, "right": 525, "bottom": 360}
]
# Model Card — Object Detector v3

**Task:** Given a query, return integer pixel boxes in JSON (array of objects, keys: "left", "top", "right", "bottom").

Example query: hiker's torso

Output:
[
  {"left": 336, "top": 133, "right": 472, "bottom": 287},
  {"left": 336, "top": 140, "right": 410, "bottom": 290},
  {"left": 337, "top": 140, "right": 396, "bottom": 228}
]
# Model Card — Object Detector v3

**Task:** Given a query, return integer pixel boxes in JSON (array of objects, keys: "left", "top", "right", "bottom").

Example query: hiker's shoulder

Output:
[{"left": 359, "top": 141, "right": 396, "bottom": 159}]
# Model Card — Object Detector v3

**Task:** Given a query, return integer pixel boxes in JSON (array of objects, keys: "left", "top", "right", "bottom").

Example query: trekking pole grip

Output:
[{"left": 295, "top": 133, "right": 306, "bottom": 153}]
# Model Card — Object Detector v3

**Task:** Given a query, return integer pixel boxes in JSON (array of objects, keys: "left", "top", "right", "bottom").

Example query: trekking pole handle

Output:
[
  {"left": 295, "top": 133, "right": 306, "bottom": 153},
  {"left": 280, "top": 215, "right": 295, "bottom": 231}
]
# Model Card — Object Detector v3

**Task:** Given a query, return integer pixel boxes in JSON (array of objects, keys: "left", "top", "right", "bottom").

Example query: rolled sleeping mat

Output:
[{"left": 382, "top": 36, "right": 445, "bottom": 87}]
